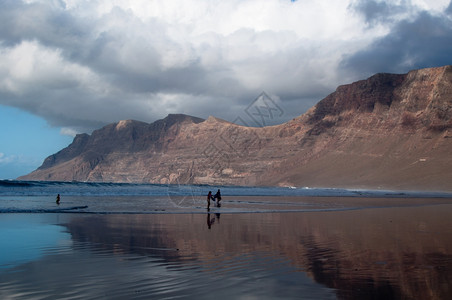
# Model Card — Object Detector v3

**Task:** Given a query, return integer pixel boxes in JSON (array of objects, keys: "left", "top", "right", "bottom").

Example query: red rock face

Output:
[{"left": 19, "top": 66, "right": 452, "bottom": 190}]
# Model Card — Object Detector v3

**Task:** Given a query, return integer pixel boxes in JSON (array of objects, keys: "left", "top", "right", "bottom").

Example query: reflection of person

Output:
[
  {"left": 56, "top": 194, "right": 61, "bottom": 205},
  {"left": 214, "top": 189, "right": 221, "bottom": 206},
  {"left": 207, "top": 191, "right": 212, "bottom": 210},
  {"left": 207, "top": 213, "right": 215, "bottom": 229},
  {"left": 215, "top": 213, "right": 221, "bottom": 224}
]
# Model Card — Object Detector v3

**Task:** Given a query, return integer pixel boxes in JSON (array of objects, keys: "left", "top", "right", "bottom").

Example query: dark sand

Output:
[{"left": 1, "top": 197, "right": 452, "bottom": 299}]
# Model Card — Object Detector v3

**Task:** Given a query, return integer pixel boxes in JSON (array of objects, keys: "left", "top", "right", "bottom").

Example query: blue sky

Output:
[
  {"left": 0, "top": 0, "right": 451, "bottom": 180},
  {"left": 0, "top": 105, "right": 72, "bottom": 179}
]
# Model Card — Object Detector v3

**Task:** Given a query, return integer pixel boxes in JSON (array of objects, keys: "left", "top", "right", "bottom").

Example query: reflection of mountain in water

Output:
[{"left": 65, "top": 207, "right": 452, "bottom": 299}]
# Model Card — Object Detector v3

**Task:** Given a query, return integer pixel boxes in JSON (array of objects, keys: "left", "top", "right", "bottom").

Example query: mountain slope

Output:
[
  {"left": 259, "top": 65, "right": 452, "bottom": 189},
  {"left": 19, "top": 66, "right": 452, "bottom": 190}
]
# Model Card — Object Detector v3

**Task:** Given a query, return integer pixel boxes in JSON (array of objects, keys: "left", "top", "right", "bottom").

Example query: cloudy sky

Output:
[{"left": 1, "top": 0, "right": 451, "bottom": 179}]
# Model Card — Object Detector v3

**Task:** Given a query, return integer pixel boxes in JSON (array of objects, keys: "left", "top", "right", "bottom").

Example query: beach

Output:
[{"left": 1, "top": 195, "right": 452, "bottom": 299}]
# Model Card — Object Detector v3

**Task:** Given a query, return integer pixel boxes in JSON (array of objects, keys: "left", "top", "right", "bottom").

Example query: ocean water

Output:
[
  {"left": 1, "top": 180, "right": 452, "bottom": 299},
  {"left": 1, "top": 180, "right": 451, "bottom": 214}
]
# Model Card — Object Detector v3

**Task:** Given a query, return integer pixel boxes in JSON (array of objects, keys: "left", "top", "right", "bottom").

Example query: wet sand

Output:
[{"left": 1, "top": 197, "right": 452, "bottom": 299}]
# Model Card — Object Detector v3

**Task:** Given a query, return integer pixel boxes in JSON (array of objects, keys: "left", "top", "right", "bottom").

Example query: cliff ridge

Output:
[{"left": 19, "top": 66, "right": 452, "bottom": 190}]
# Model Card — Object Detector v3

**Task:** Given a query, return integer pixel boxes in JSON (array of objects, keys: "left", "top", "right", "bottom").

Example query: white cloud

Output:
[
  {"left": 60, "top": 127, "right": 78, "bottom": 137},
  {"left": 0, "top": 40, "right": 108, "bottom": 95},
  {"left": 0, "top": 0, "right": 450, "bottom": 133},
  {"left": 412, "top": 0, "right": 450, "bottom": 13}
]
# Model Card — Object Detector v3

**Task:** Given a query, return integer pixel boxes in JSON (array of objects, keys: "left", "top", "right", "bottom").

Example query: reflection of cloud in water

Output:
[{"left": 0, "top": 214, "right": 71, "bottom": 269}]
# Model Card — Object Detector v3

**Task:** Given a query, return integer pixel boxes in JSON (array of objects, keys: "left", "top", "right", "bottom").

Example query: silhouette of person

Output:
[
  {"left": 215, "top": 213, "right": 221, "bottom": 224},
  {"left": 56, "top": 194, "right": 61, "bottom": 205},
  {"left": 207, "top": 213, "right": 215, "bottom": 229},
  {"left": 207, "top": 191, "right": 212, "bottom": 210},
  {"left": 214, "top": 189, "right": 221, "bottom": 206}
]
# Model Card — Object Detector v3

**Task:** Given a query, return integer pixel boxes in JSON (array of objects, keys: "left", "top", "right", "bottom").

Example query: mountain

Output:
[{"left": 19, "top": 66, "right": 452, "bottom": 190}]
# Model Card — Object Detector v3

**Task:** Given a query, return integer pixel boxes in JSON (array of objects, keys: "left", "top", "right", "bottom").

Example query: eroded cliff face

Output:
[
  {"left": 266, "top": 65, "right": 452, "bottom": 190},
  {"left": 19, "top": 66, "right": 452, "bottom": 190}
]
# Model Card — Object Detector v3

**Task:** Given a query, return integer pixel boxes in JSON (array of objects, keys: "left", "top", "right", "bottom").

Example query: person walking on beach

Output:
[
  {"left": 207, "top": 191, "right": 213, "bottom": 210},
  {"left": 214, "top": 189, "right": 221, "bottom": 206},
  {"left": 56, "top": 194, "right": 60, "bottom": 205}
]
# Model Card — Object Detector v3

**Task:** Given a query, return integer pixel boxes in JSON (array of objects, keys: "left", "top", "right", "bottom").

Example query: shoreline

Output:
[{"left": 1, "top": 195, "right": 452, "bottom": 215}]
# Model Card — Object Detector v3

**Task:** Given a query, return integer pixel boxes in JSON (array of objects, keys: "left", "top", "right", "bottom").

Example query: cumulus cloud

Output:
[
  {"left": 0, "top": 0, "right": 451, "bottom": 133},
  {"left": 342, "top": 0, "right": 452, "bottom": 78}
]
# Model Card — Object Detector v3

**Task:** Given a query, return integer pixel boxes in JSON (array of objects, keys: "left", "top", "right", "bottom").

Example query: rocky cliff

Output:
[{"left": 19, "top": 65, "right": 452, "bottom": 190}]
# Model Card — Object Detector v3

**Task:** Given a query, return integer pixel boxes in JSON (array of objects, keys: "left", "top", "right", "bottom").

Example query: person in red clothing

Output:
[{"left": 207, "top": 191, "right": 213, "bottom": 210}]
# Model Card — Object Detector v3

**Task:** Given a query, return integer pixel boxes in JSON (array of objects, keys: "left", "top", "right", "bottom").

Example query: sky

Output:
[{"left": 1, "top": 0, "right": 452, "bottom": 179}]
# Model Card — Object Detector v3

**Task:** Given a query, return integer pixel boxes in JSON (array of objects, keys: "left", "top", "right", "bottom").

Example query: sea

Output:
[
  {"left": 2, "top": 180, "right": 452, "bottom": 299},
  {"left": 1, "top": 179, "right": 451, "bottom": 214}
]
